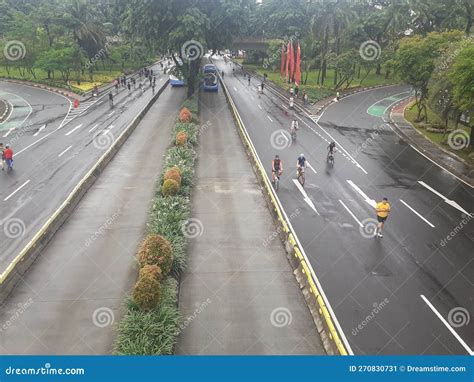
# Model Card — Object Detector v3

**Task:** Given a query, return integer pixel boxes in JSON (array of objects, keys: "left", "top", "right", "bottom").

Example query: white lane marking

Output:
[
  {"left": 2, "top": 128, "right": 13, "bottom": 138},
  {"left": 101, "top": 125, "right": 114, "bottom": 135},
  {"left": 306, "top": 161, "right": 317, "bottom": 174},
  {"left": 258, "top": 105, "right": 263, "bottom": 110},
  {"left": 410, "top": 144, "right": 473, "bottom": 189},
  {"left": 107, "top": 111, "right": 115, "bottom": 117},
  {"left": 292, "top": 179, "right": 319, "bottom": 215},
  {"left": 418, "top": 181, "right": 472, "bottom": 217},
  {"left": 4, "top": 179, "right": 30, "bottom": 201},
  {"left": 97, "top": 101, "right": 103, "bottom": 105},
  {"left": 399, "top": 199, "right": 435, "bottom": 228},
  {"left": 267, "top": 115, "right": 273, "bottom": 122},
  {"left": 88, "top": 123, "right": 100, "bottom": 132},
  {"left": 33, "top": 124, "right": 46, "bottom": 137},
  {"left": 58, "top": 145, "right": 72, "bottom": 157},
  {"left": 347, "top": 180, "right": 376, "bottom": 208},
  {"left": 65, "top": 123, "right": 83, "bottom": 136},
  {"left": 420, "top": 295, "right": 474, "bottom": 356},
  {"left": 233, "top": 86, "right": 238, "bottom": 91},
  {"left": 281, "top": 104, "right": 288, "bottom": 110},
  {"left": 339, "top": 200, "right": 363, "bottom": 228}
]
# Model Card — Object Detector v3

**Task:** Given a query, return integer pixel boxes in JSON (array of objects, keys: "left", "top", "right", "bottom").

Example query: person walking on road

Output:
[
  {"left": 108, "top": 92, "right": 114, "bottom": 108},
  {"left": 303, "top": 91, "right": 308, "bottom": 106},
  {"left": 375, "top": 197, "right": 391, "bottom": 238},
  {"left": 294, "top": 85, "right": 299, "bottom": 98},
  {"left": 336, "top": 91, "right": 340, "bottom": 101},
  {"left": 127, "top": 81, "right": 131, "bottom": 94},
  {"left": 247, "top": 74, "right": 251, "bottom": 86},
  {"left": 3, "top": 144, "right": 13, "bottom": 171}
]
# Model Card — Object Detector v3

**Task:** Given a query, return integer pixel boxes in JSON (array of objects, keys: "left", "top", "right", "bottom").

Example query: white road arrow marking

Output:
[
  {"left": 347, "top": 180, "right": 377, "bottom": 208},
  {"left": 306, "top": 161, "right": 317, "bottom": 174},
  {"left": 293, "top": 179, "right": 319, "bottom": 215},
  {"left": 418, "top": 181, "right": 472, "bottom": 217},
  {"left": 65, "top": 124, "right": 82, "bottom": 136}
]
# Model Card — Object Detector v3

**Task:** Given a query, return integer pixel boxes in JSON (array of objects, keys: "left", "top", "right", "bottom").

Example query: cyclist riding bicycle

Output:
[
  {"left": 327, "top": 141, "right": 336, "bottom": 156},
  {"left": 296, "top": 153, "right": 306, "bottom": 176},
  {"left": 108, "top": 92, "right": 114, "bottom": 107},
  {"left": 290, "top": 119, "right": 299, "bottom": 132},
  {"left": 272, "top": 155, "right": 283, "bottom": 182}
]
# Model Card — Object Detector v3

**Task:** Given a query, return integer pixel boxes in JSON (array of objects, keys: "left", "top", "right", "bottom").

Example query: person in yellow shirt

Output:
[{"left": 375, "top": 197, "right": 391, "bottom": 238}]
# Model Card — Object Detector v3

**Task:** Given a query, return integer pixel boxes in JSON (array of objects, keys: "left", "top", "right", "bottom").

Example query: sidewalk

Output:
[
  {"left": 390, "top": 98, "right": 474, "bottom": 187},
  {"left": 175, "top": 90, "right": 325, "bottom": 355},
  {"left": 0, "top": 86, "right": 185, "bottom": 354}
]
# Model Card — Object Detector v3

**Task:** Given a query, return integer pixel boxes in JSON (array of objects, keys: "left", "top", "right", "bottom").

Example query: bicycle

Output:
[
  {"left": 272, "top": 170, "right": 281, "bottom": 191},
  {"left": 327, "top": 152, "right": 334, "bottom": 166},
  {"left": 297, "top": 166, "right": 305, "bottom": 187}
]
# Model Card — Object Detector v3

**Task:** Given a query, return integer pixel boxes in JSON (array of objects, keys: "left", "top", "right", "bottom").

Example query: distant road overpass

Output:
[{"left": 231, "top": 37, "right": 269, "bottom": 51}]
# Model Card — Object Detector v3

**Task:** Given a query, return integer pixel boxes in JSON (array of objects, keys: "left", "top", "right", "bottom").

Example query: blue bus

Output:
[{"left": 203, "top": 64, "right": 218, "bottom": 92}]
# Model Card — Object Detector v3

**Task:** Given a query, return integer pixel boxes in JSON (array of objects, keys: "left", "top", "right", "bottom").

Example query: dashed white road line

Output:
[
  {"left": 420, "top": 295, "right": 473, "bottom": 356},
  {"left": 233, "top": 86, "right": 238, "bottom": 92},
  {"left": 33, "top": 124, "right": 46, "bottom": 137},
  {"left": 258, "top": 105, "right": 263, "bottom": 110},
  {"left": 58, "top": 145, "right": 72, "bottom": 157},
  {"left": 418, "top": 181, "right": 472, "bottom": 217},
  {"left": 281, "top": 104, "right": 288, "bottom": 110},
  {"left": 65, "top": 123, "right": 83, "bottom": 136},
  {"left": 339, "top": 200, "right": 363, "bottom": 228},
  {"left": 2, "top": 128, "right": 13, "bottom": 138},
  {"left": 347, "top": 180, "right": 376, "bottom": 208},
  {"left": 267, "top": 115, "right": 273, "bottom": 122},
  {"left": 88, "top": 123, "right": 100, "bottom": 132},
  {"left": 101, "top": 125, "right": 114, "bottom": 135},
  {"left": 107, "top": 111, "right": 115, "bottom": 117},
  {"left": 400, "top": 199, "right": 435, "bottom": 228},
  {"left": 4, "top": 179, "right": 30, "bottom": 201}
]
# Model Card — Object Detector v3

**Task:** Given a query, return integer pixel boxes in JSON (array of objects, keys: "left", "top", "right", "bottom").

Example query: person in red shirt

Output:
[{"left": 3, "top": 144, "right": 13, "bottom": 170}]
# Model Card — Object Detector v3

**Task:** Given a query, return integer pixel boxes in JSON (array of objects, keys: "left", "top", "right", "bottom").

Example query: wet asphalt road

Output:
[
  {"left": 0, "top": 65, "right": 165, "bottom": 273},
  {"left": 214, "top": 57, "right": 473, "bottom": 355}
]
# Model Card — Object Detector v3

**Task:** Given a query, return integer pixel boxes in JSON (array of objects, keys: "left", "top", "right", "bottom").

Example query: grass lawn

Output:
[
  {"left": 0, "top": 61, "right": 152, "bottom": 94},
  {"left": 242, "top": 63, "right": 395, "bottom": 103},
  {"left": 405, "top": 101, "right": 473, "bottom": 163}
]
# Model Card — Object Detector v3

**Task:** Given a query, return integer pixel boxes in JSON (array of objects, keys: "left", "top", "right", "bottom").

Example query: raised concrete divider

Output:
[
  {"left": 0, "top": 98, "right": 10, "bottom": 122},
  {"left": 216, "top": 70, "right": 352, "bottom": 355},
  {"left": 0, "top": 79, "right": 170, "bottom": 304}
]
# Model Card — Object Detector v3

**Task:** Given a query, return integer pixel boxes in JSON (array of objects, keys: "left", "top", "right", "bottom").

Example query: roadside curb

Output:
[
  {"left": 0, "top": 98, "right": 10, "bottom": 122},
  {"left": 2, "top": 79, "right": 78, "bottom": 100},
  {"left": 215, "top": 65, "right": 351, "bottom": 356},
  {"left": 0, "top": 80, "right": 170, "bottom": 304},
  {"left": 389, "top": 98, "right": 474, "bottom": 188}
]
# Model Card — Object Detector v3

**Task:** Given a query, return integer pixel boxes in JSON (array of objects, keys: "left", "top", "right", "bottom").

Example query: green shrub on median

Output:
[{"left": 114, "top": 95, "right": 199, "bottom": 355}]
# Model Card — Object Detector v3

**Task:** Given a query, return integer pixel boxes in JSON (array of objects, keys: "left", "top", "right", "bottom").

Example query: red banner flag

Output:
[
  {"left": 285, "top": 41, "right": 290, "bottom": 82},
  {"left": 280, "top": 44, "right": 285, "bottom": 78},
  {"left": 289, "top": 41, "right": 295, "bottom": 82},
  {"left": 295, "top": 42, "right": 301, "bottom": 86}
]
